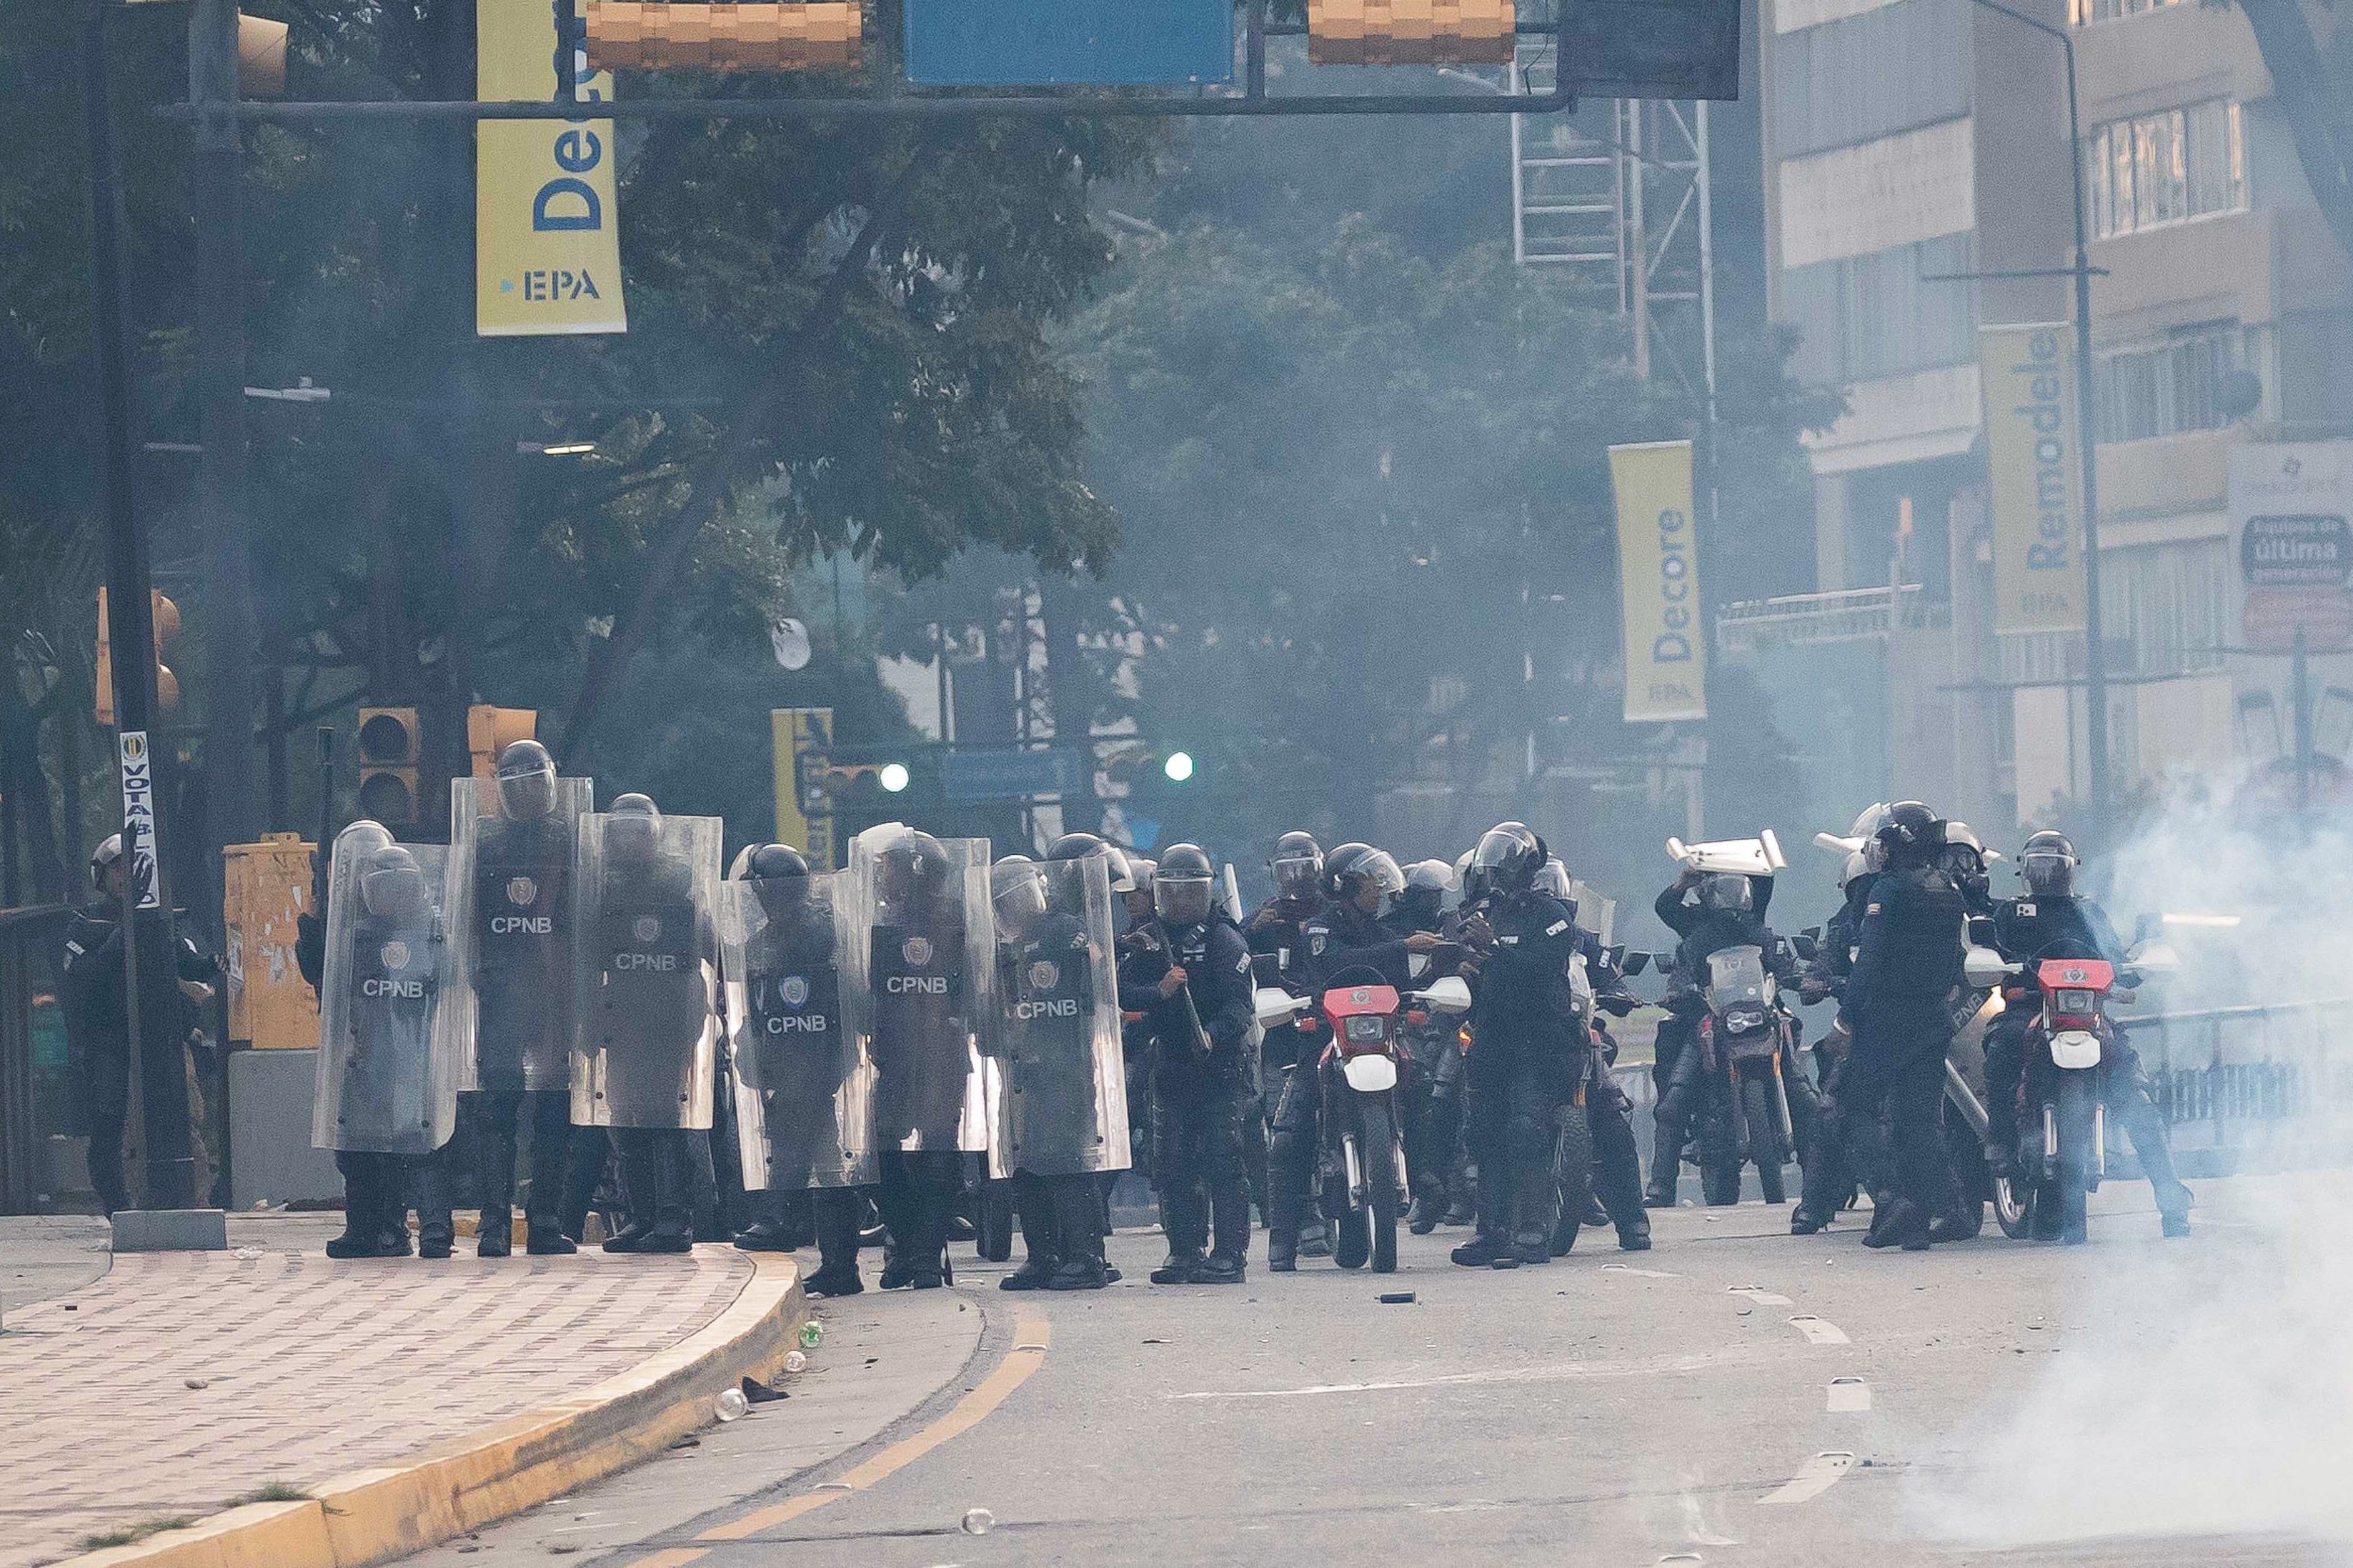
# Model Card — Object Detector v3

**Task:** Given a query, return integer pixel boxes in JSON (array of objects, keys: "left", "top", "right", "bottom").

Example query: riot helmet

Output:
[
  {"left": 1873, "top": 801, "right": 1941, "bottom": 871},
  {"left": 1269, "top": 831, "right": 1324, "bottom": 901},
  {"left": 744, "top": 842, "right": 812, "bottom": 919},
  {"left": 1849, "top": 802, "right": 1893, "bottom": 869},
  {"left": 1153, "top": 843, "right": 1215, "bottom": 927},
  {"left": 1470, "top": 821, "right": 1546, "bottom": 898},
  {"left": 1047, "top": 831, "right": 1133, "bottom": 895},
  {"left": 990, "top": 854, "right": 1050, "bottom": 934},
  {"left": 607, "top": 792, "right": 662, "bottom": 865},
  {"left": 1838, "top": 849, "right": 1871, "bottom": 892},
  {"left": 2019, "top": 829, "right": 2077, "bottom": 898},
  {"left": 1323, "top": 843, "right": 1404, "bottom": 909},
  {"left": 335, "top": 819, "right": 395, "bottom": 864},
  {"left": 1698, "top": 872, "right": 1753, "bottom": 913},
  {"left": 877, "top": 828, "right": 952, "bottom": 910},
  {"left": 1937, "top": 822, "right": 1994, "bottom": 905},
  {"left": 494, "top": 739, "right": 559, "bottom": 820},
  {"left": 359, "top": 846, "right": 430, "bottom": 922},
  {"left": 1394, "top": 858, "right": 1454, "bottom": 928},
  {"left": 89, "top": 833, "right": 124, "bottom": 892}
]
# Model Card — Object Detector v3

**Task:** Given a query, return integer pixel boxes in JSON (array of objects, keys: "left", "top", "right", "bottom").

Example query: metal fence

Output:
[
  {"left": 2124, "top": 998, "right": 2353, "bottom": 1160},
  {"left": 0, "top": 904, "right": 73, "bottom": 1214}
]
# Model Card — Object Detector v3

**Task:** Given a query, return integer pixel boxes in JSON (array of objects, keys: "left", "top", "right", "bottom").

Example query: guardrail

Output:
[{"left": 2122, "top": 997, "right": 2353, "bottom": 1157}]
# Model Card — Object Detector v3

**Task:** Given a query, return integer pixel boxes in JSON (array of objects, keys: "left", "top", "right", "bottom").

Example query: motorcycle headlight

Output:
[
  {"left": 2056, "top": 988, "right": 2096, "bottom": 1014},
  {"left": 1343, "top": 1014, "right": 1388, "bottom": 1044},
  {"left": 1727, "top": 1009, "right": 1765, "bottom": 1032}
]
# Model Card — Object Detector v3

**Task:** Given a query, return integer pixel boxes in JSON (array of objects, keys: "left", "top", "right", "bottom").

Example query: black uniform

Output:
[
  {"left": 1386, "top": 901, "right": 1463, "bottom": 1222},
  {"left": 1243, "top": 893, "right": 1323, "bottom": 1219},
  {"left": 1123, "top": 916, "right": 1256, "bottom": 1274},
  {"left": 1836, "top": 864, "right": 1966, "bottom": 1240},
  {"left": 869, "top": 907, "right": 972, "bottom": 1279},
  {"left": 1566, "top": 927, "right": 1653, "bottom": 1245},
  {"left": 1792, "top": 874, "right": 1880, "bottom": 1229},
  {"left": 450, "top": 815, "right": 575, "bottom": 1247},
  {"left": 1986, "top": 894, "right": 2189, "bottom": 1219},
  {"left": 1647, "top": 876, "right": 1774, "bottom": 1203},
  {"left": 58, "top": 906, "right": 217, "bottom": 1216},
  {"left": 737, "top": 897, "right": 865, "bottom": 1270},
  {"left": 995, "top": 911, "right": 1114, "bottom": 1279},
  {"left": 1267, "top": 899, "right": 1414, "bottom": 1259},
  {"left": 1461, "top": 888, "right": 1584, "bottom": 1258},
  {"left": 591, "top": 854, "right": 712, "bottom": 1242}
]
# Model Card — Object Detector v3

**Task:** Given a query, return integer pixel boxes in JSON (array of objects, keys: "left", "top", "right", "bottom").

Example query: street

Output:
[{"left": 395, "top": 1172, "right": 2353, "bottom": 1568}]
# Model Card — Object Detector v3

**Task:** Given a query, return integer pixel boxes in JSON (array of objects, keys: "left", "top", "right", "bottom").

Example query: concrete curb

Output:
[{"left": 61, "top": 1250, "right": 807, "bottom": 1568}]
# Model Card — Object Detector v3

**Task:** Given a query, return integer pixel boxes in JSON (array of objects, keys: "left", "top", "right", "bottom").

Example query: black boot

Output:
[
  {"left": 734, "top": 1219, "right": 795, "bottom": 1252},
  {"left": 477, "top": 1113, "right": 518, "bottom": 1257},
  {"left": 526, "top": 1224, "right": 577, "bottom": 1256},
  {"left": 1450, "top": 1232, "right": 1510, "bottom": 1268},
  {"left": 1407, "top": 1191, "right": 1441, "bottom": 1235},
  {"left": 1048, "top": 1255, "right": 1115, "bottom": 1290},
  {"left": 1195, "top": 1252, "right": 1246, "bottom": 1284},
  {"left": 1268, "top": 1229, "right": 1298, "bottom": 1271},
  {"left": 1003, "top": 1179, "right": 1060, "bottom": 1289},
  {"left": 1150, "top": 1248, "right": 1204, "bottom": 1284},
  {"left": 1617, "top": 1219, "right": 1653, "bottom": 1252}
]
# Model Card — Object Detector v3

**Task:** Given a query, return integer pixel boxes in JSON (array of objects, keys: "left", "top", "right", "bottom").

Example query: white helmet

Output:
[{"left": 1838, "top": 849, "right": 1871, "bottom": 891}]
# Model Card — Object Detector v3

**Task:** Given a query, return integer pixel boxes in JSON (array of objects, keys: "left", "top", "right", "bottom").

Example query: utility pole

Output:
[
  {"left": 191, "top": 0, "right": 261, "bottom": 851},
  {"left": 83, "top": 0, "right": 200, "bottom": 1214}
]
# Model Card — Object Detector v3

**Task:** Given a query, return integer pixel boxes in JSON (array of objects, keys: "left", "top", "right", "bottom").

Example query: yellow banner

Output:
[
  {"left": 772, "top": 707, "right": 836, "bottom": 869},
  {"left": 1611, "top": 440, "right": 1707, "bottom": 723},
  {"left": 477, "top": 0, "right": 626, "bottom": 336},
  {"left": 1980, "top": 324, "right": 2084, "bottom": 634}
]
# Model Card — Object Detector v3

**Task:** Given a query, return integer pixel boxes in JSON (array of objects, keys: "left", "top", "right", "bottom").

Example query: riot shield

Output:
[
  {"left": 450, "top": 774, "right": 592, "bottom": 1094},
  {"left": 722, "top": 870, "right": 876, "bottom": 1189},
  {"left": 1567, "top": 879, "right": 1618, "bottom": 948},
  {"left": 312, "top": 837, "right": 462, "bottom": 1154},
  {"left": 850, "top": 827, "right": 998, "bottom": 1159},
  {"left": 571, "top": 812, "right": 723, "bottom": 1129},
  {"left": 988, "top": 856, "right": 1131, "bottom": 1176}
]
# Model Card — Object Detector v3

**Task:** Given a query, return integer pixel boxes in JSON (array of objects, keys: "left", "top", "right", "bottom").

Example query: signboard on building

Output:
[
  {"left": 942, "top": 746, "right": 1090, "bottom": 804},
  {"left": 1609, "top": 440, "right": 1707, "bottom": 723},
  {"left": 2230, "top": 443, "right": 2353, "bottom": 651},
  {"left": 477, "top": 0, "right": 627, "bottom": 336},
  {"left": 903, "top": 0, "right": 1232, "bottom": 85},
  {"left": 1979, "top": 324, "right": 2085, "bottom": 636},
  {"left": 772, "top": 707, "right": 836, "bottom": 869}
]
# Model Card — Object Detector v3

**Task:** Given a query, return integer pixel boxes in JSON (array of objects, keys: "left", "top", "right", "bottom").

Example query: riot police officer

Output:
[
  {"left": 1986, "top": 830, "right": 2192, "bottom": 1236},
  {"left": 1123, "top": 844, "right": 1257, "bottom": 1284},
  {"left": 1268, "top": 844, "right": 1434, "bottom": 1269},
  {"left": 449, "top": 740, "right": 583, "bottom": 1257},
  {"left": 1646, "top": 866, "right": 1776, "bottom": 1206},
  {"left": 1451, "top": 822, "right": 1584, "bottom": 1267},
  {"left": 574, "top": 794, "right": 722, "bottom": 1256},
  {"left": 1791, "top": 847, "right": 1877, "bottom": 1234},
  {"left": 1386, "top": 859, "right": 1461, "bottom": 1232},
  {"left": 1838, "top": 802, "right": 1966, "bottom": 1251},
  {"left": 1531, "top": 858, "right": 1653, "bottom": 1252},
  {"left": 1245, "top": 832, "right": 1325, "bottom": 1227}
]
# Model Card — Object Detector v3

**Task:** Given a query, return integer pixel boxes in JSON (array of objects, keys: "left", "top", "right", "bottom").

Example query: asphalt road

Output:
[{"left": 407, "top": 1170, "right": 2353, "bottom": 1568}]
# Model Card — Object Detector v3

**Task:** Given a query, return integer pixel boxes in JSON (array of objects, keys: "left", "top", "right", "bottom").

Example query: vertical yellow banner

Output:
[
  {"left": 477, "top": 0, "right": 627, "bottom": 336},
  {"left": 1611, "top": 440, "right": 1707, "bottom": 723},
  {"left": 1979, "top": 324, "right": 2084, "bottom": 634},
  {"left": 772, "top": 707, "right": 837, "bottom": 869}
]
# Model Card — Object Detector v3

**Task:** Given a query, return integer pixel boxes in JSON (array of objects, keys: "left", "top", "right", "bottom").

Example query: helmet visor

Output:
[
  {"left": 2021, "top": 851, "right": 2074, "bottom": 896},
  {"left": 1153, "top": 875, "right": 1213, "bottom": 926},
  {"left": 1700, "top": 874, "right": 1752, "bottom": 912},
  {"left": 1272, "top": 854, "right": 1321, "bottom": 898},
  {"left": 1471, "top": 827, "right": 1533, "bottom": 872},
  {"left": 1353, "top": 851, "right": 1406, "bottom": 898}
]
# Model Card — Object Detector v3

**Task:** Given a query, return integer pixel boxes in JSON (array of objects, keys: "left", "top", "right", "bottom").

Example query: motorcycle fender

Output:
[
  {"left": 1342, "top": 1055, "right": 1398, "bottom": 1094},
  {"left": 2049, "top": 1031, "right": 2101, "bottom": 1070}
]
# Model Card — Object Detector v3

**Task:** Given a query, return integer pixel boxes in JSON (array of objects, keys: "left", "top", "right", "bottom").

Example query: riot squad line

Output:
[{"left": 287, "top": 742, "right": 2192, "bottom": 1289}]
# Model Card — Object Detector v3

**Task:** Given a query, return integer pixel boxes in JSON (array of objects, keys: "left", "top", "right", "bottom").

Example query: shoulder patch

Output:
[
  {"left": 1866, "top": 904, "right": 1882, "bottom": 917},
  {"left": 1544, "top": 919, "right": 1569, "bottom": 937},
  {"left": 64, "top": 940, "right": 84, "bottom": 957},
  {"left": 2016, "top": 901, "right": 2037, "bottom": 917}
]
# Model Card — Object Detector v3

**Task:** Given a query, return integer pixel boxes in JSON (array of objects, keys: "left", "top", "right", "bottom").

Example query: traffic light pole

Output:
[{"left": 84, "top": 0, "right": 200, "bottom": 1212}]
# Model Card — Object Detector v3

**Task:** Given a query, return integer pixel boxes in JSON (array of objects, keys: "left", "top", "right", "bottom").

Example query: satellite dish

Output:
[{"left": 770, "top": 617, "right": 812, "bottom": 671}]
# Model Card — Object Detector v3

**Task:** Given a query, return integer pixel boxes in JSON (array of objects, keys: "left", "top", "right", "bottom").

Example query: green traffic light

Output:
[
  {"left": 1163, "top": 751, "right": 1195, "bottom": 783},
  {"left": 880, "top": 761, "right": 911, "bottom": 793}
]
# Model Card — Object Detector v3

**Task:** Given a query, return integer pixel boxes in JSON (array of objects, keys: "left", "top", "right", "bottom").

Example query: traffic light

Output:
[
  {"left": 467, "top": 704, "right": 539, "bottom": 790},
  {"left": 355, "top": 706, "right": 422, "bottom": 827},
  {"left": 584, "top": 1, "right": 863, "bottom": 71},
  {"left": 94, "top": 587, "right": 180, "bottom": 727},
  {"left": 1162, "top": 751, "right": 1196, "bottom": 784},
  {"left": 1306, "top": 0, "right": 1516, "bottom": 65}
]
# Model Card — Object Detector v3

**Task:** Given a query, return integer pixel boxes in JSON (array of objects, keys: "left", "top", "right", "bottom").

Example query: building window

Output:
[
  {"left": 1784, "top": 232, "right": 1976, "bottom": 385},
  {"left": 2069, "top": 0, "right": 2179, "bottom": 23},
  {"left": 2094, "top": 321, "right": 2259, "bottom": 444},
  {"left": 1771, "top": 0, "right": 1971, "bottom": 161},
  {"left": 2086, "top": 100, "right": 2245, "bottom": 239},
  {"left": 2103, "top": 537, "right": 2229, "bottom": 678}
]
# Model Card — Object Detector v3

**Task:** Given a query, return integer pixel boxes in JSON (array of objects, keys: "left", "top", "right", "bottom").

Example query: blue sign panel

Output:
[
  {"left": 942, "top": 746, "right": 1093, "bottom": 804},
  {"left": 903, "top": 0, "right": 1233, "bottom": 86}
]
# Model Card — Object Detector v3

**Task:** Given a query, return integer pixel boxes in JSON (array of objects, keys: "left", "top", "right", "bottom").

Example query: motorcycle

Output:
[
  {"left": 1691, "top": 943, "right": 1801, "bottom": 1206},
  {"left": 1961, "top": 938, "right": 2173, "bottom": 1244},
  {"left": 1255, "top": 970, "right": 1473, "bottom": 1272}
]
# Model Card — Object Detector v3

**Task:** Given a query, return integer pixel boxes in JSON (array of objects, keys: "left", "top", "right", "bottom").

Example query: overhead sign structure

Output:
[
  {"left": 1979, "top": 324, "right": 2085, "bottom": 636},
  {"left": 904, "top": 0, "right": 1233, "bottom": 85},
  {"left": 478, "top": 0, "right": 627, "bottom": 336},
  {"left": 1610, "top": 440, "right": 1708, "bottom": 724},
  {"left": 2231, "top": 442, "right": 2353, "bottom": 651},
  {"left": 1561, "top": 0, "right": 1742, "bottom": 101},
  {"left": 942, "top": 746, "right": 1092, "bottom": 804}
]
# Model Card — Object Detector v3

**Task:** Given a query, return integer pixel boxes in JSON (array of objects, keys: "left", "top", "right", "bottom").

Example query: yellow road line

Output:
[{"left": 620, "top": 1309, "right": 1050, "bottom": 1564}]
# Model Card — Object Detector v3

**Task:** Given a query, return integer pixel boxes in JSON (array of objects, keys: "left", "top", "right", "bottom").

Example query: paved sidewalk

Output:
[{"left": 0, "top": 1236, "right": 771, "bottom": 1568}]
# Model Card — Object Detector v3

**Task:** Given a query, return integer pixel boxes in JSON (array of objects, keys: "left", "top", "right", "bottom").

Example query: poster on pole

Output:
[
  {"left": 477, "top": 0, "right": 627, "bottom": 336},
  {"left": 1610, "top": 440, "right": 1707, "bottom": 723},
  {"left": 772, "top": 708, "right": 837, "bottom": 869},
  {"left": 2230, "top": 441, "right": 2353, "bottom": 651},
  {"left": 118, "top": 729, "right": 160, "bottom": 909},
  {"left": 1979, "top": 324, "right": 2086, "bottom": 635}
]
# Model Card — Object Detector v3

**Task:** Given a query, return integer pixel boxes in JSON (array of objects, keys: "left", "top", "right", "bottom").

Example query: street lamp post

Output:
[{"left": 1969, "top": 0, "right": 2111, "bottom": 844}]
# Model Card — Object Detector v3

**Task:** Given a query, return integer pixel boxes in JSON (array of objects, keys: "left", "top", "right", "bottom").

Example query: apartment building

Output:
[{"left": 1739, "top": 0, "right": 2353, "bottom": 837}]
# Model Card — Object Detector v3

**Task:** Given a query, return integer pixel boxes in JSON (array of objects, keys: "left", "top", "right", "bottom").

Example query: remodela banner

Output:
[
  {"left": 477, "top": 0, "right": 627, "bottom": 336},
  {"left": 1979, "top": 324, "right": 2083, "bottom": 634},
  {"left": 1610, "top": 439, "right": 1707, "bottom": 723}
]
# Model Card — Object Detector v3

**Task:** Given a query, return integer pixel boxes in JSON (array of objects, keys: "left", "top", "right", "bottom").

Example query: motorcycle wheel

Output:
[
  {"left": 1332, "top": 1154, "right": 1370, "bottom": 1269},
  {"left": 1699, "top": 1106, "right": 1741, "bottom": 1206},
  {"left": 977, "top": 1179, "right": 1014, "bottom": 1263},
  {"left": 1551, "top": 1093, "right": 1596, "bottom": 1255},
  {"left": 1991, "top": 1171, "right": 2031, "bottom": 1239},
  {"left": 1740, "top": 1077, "right": 1788, "bottom": 1205},
  {"left": 1360, "top": 1099, "right": 1402, "bottom": 1274},
  {"left": 2055, "top": 1074, "right": 2096, "bottom": 1244}
]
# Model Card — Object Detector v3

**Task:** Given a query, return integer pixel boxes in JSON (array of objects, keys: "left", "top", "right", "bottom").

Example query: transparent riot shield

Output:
[
  {"left": 987, "top": 856, "right": 1131, "bottom": 1176},
  {"left": 1567, "top": 879, "right": 1618, "bottom": 949},
  {"left": 312, "top": 838, "right": 462, "bottom": 1154},
  {"left": 850, "top": 827, "right": 998, "bottom": 1159},
  {"left": 450, "top": 774, "right": 592, "bottom": 1094},
  {"left": 571, "top": 812, "right": 723, "bottom": 1129},
  {"left": 722, "top": 871, "right": 875, "bottom": 1189}
]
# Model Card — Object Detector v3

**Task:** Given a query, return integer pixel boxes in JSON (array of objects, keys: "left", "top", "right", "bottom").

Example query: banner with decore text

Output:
[
  {"left": 477, "top": 0, "right": 627, "bottom": 336},
  {"left": 1610, "top": 439, "right": 1708, "bottom": 723}
]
